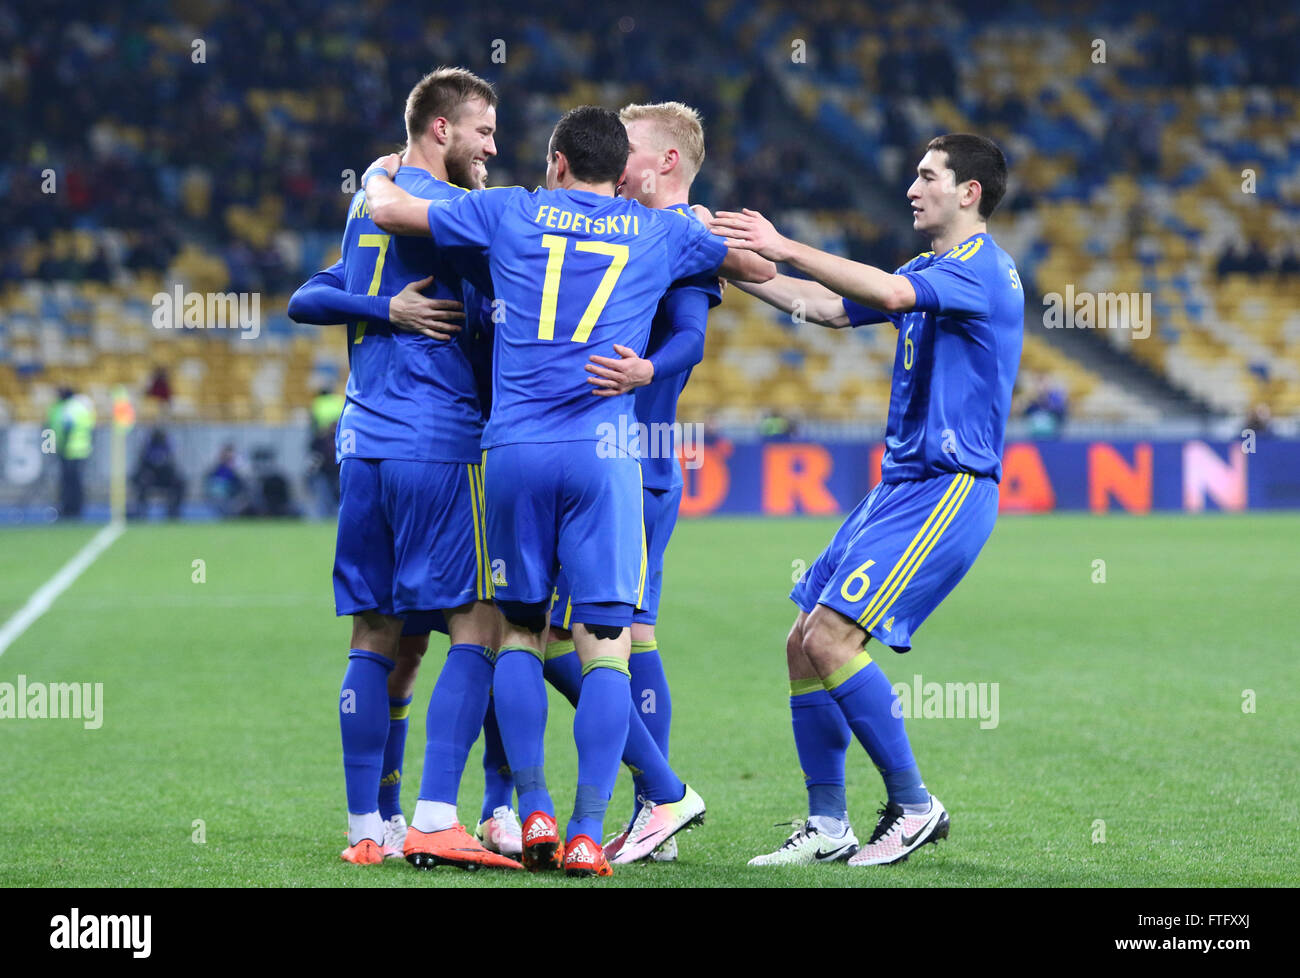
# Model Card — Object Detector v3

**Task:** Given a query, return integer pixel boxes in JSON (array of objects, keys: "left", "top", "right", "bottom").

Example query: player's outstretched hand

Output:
[
  {"left": 389, "top": 276, "right": 464, "bottom": 340},
  {"left": 710, "top": 208, "right": 792, "bottom": 262},
  {"left": 586, "top": 344, "right": 654, "bottom": 396}
]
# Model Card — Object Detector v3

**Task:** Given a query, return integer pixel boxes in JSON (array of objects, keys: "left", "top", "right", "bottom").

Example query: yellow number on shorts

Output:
[
  {"left": 840, "top": 559, "right": 877, "bottom": 603},
  {"left": 354, "top": 232, "right": 391, "bottom": 344},
  {"left": 536, "top": 235, "right": 629, "bottom": 342}
]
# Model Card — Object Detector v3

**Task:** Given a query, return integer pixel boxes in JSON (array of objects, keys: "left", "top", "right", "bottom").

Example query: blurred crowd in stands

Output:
[{"left": 3, "top": 0, "right": 1299, "bottom": 440}]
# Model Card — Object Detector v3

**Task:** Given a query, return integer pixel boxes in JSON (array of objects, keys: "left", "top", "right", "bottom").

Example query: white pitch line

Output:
[{"left": 0, "top": 520, "right": 125, "bottom": 657}]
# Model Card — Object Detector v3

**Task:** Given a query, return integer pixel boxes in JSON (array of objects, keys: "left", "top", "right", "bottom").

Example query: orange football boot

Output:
[
  {"left": 403, "top": 824, "right": 523, "bottom": 871},
  {"left": 340, "top": 838, "right": 385, "bottom": 865},
  {"left": 563, "top": 834, "right": 613, "bottom": 878},
  {"left": 520, "top": 811, "right": 563, "bottom": 871}
]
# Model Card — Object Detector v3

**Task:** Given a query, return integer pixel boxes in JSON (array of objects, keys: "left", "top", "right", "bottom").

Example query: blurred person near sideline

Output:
[
  {"left": 205, "top": 443, "right": 255, "bottom": 518},
  {"left": 1024, "top": 375, "right": 1068, "bottom": 438},
  {"left": 131, "top": 427, "right": 185, "bottom": 519},
  {"left": 308, "top": 385, "right": 345, "bottom": 516},
  {"left": 46, "top": 386, "right": 96, "bottom": 518}
]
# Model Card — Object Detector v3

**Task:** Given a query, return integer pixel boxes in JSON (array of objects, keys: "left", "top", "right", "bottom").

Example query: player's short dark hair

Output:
[
  {"left": 926, "top": 134, "right": 1007, "bottom": 219},
  {"left": 405, "top": 67, "right": 498, "bottom": 141},
  {"left": 549, "top": 106, "right": 629, "bottom": 185}
]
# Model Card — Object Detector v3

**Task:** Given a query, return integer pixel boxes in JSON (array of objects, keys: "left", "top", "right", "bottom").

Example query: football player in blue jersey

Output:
[
  {"left": 712, "top": 134, "right": 1024, "bottom": 867},
  {"left": 544, "top": 102, "right": 724, "bottom": 865},
  {"left": 360, "top": 105, "right": 773, "bottom": 875},
  {"left": 287, "top": 67, "right": 520, "bottom": 871}
]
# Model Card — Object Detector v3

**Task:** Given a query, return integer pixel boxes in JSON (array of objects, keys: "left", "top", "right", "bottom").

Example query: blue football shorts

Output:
[
  {"left": 790, "top": 471, "right": 999, "bottom": 651},
  {"left": 333, "top": 457, "right": 490, "bottom": 634},
  {"left": 550, "top": 482, "right": 680, "bottom": 629},
  {"left": 484, "top": 442, "right": 645, "bottom": 628}
]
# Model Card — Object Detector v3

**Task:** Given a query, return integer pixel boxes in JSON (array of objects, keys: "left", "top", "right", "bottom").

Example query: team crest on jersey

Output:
[{"left": 491, "top": 558, "right": 507, "bottom": 587}]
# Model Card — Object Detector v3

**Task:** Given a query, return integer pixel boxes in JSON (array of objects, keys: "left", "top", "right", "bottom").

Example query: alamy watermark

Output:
[
  {"left": 50, "top": 908, "right": 150, "bottom": 958},
  {"left": 595, "top": 415, "right": 704, "bottom": 469},
  {"left": 1043, "top": 285, "right": 1151, "bottom": 340},
  {"left": 151, "top": 286, "right": 261, "bottom": 339},
  {"left": 891, "top": 674, "right": 999, "bottom": 730},
  {"left": 0, "top": 675, "right": 103, "bottom": 729}
]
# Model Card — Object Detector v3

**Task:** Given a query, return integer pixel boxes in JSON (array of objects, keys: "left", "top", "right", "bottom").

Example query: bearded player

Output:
[
  {"left": 288, "top": 67, "right": 519, "bottom": 870},
  {"left": 712, "top": 134, "right": 1023, "bottom": 866}
]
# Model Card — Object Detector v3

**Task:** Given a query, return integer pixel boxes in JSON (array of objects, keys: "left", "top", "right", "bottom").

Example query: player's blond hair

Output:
[
  {"left": 618, "top": 101, "right": 706, "bottom": 181},
  {"left": 405, "top": 67, "right": 498, "bottom": 142}
]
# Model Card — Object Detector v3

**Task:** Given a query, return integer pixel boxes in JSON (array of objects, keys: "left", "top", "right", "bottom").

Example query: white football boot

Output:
[
  {"left": 747, "top": 820, "right": 859, "bottom": 866},
  {"left": 380, "top": 813, "right": 409, "bottom": 860},
  {"left": 475, "top": 806, "right": 523, "bottom": 857},
  {"left": 847, "top": 796, "right": 949, "bottom": 866}
]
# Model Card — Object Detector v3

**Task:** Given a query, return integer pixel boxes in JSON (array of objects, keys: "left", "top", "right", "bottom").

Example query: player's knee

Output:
[
  {"left": 397, "top": 633, "right": 429, "bottom": 660},
  {"left": 497, "top": 599, "right": 549, "bottom": 636},
  {"left": 800, "top": 619, "right": 840, "bottom": 674},
  {"left": 785, "top": 621, "right": 806, "bottom": 663}
]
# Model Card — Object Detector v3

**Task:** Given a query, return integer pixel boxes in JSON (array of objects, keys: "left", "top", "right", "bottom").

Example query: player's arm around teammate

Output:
[{"left": 289, "top": 264, "right": 466, "bottom": 340}]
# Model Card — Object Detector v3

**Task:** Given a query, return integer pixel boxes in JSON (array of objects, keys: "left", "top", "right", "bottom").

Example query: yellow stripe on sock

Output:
[
  {"left": 389, "top": 703, "right": 411, "bottom": 721},
  {"left": 581, "top": 655, "right": 631, "bottom": 678},
  {"left": 501, "top": 645, "right": 543, "bottom": 664},
  {"left": 823, "top": 650, "right": 873, "bottom": 692},
  {"left": 789, "top": 677, "right": 824, "bottom": 697},
  {"left": 865, "top": 473, "right": 975, "bottom": 632},
  {"left": 857, "top": 474, "right": 967, "bottom": 628},
  {"left": 630, "top": 639, "right": 658, "bottom": 655},
  {"left": 545, "top": 639, "right": 576, "bottom": 660}
]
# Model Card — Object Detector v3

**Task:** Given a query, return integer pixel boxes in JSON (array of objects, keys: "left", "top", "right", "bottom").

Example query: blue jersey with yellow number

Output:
[
  {"left": 336, "top": 167, "right": 491, "bottom": 463},
  {"left": 422, "top": 187, "right": 729, "bottom": 451},
  {"left": 844, "top": 232, "right": 1024, "bottom": 483},
  {"left": 633, "top": 202, "right": 722, "bottom": 491}
]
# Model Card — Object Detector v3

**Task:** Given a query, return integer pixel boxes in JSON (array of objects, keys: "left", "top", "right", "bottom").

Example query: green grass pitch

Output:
[{"left": 1, "top": 514, "right": 1296, "bottom": 887}]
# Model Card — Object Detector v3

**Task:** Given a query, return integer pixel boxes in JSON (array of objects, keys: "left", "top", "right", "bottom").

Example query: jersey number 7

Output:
[
  {"left": 353, "top": 233, "right": 391, "bottom": 344},
  {"left": 538, "top": 234, "right": 629, "bottom": 342}
]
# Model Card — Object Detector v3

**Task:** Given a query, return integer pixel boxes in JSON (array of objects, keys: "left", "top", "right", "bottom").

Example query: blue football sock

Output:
[
  {"left": 826, "top": 653, "right": 928, "bottom": 806},
  {"left": 548, "top": 643, "right": 682, "bottom": 813},
  {"left": 339, "top": 649, "right": 394, "bottom": 815},
  {"left": 416, "top": 644, "right": 494, "bottom": 805},
  {"left": 567, "top": 657, "right": 631, "bottom": 844},
  {"left": 542, "top": 640, "right": 581, "bottom": 707},
  {"left": 629, "top": 639, "right": 672, "bottom": 820},
  {"left": 621, "top": 701, "right": 685, "bottom": 809},
  {"left": 479, "top": 695, "right": 515, "bottom": 822},
  {"left": 378, "top": 694, "right": 412, "bottom": 820},
  {"left": 494, "top": 647, "right": 552, "bottom": 818},
  {"left": 790, "top": 680, "right": 851, "bottom": 819}
]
